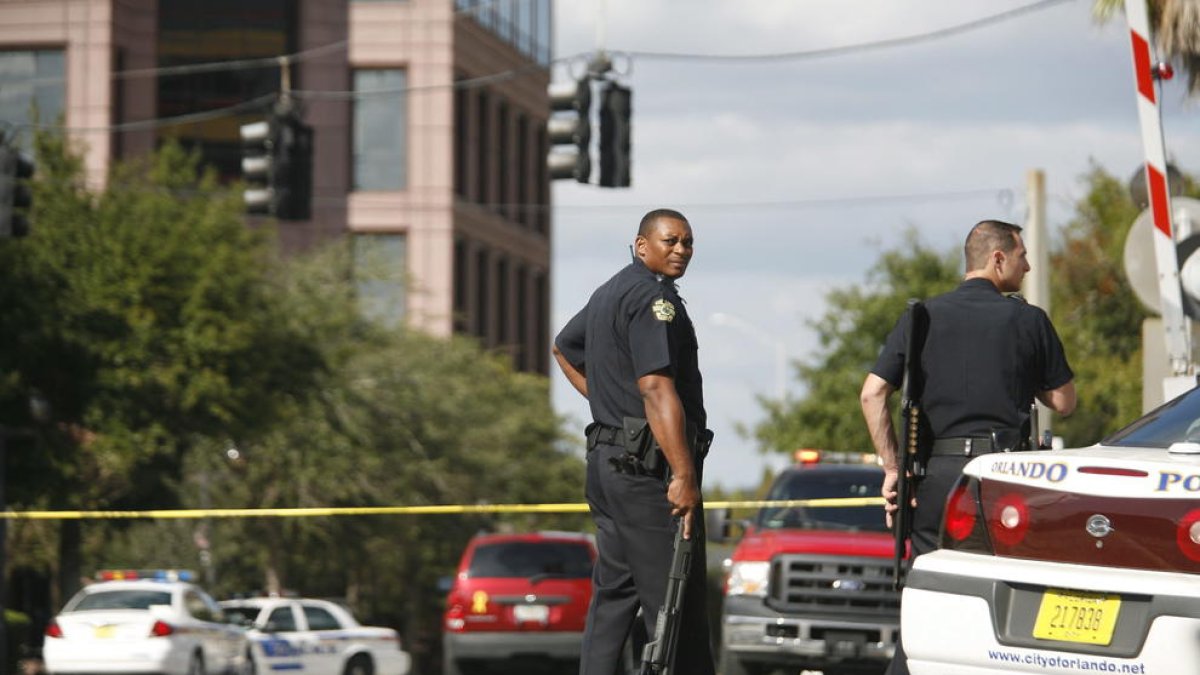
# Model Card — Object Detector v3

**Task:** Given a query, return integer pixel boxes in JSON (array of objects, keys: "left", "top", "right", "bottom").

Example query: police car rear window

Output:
[
  {"left": 74, "top": 590, "right": 172, "bottom": 611},
  {"left": 1104, "top": 385, "right": 1200, "bottom": 448},
  {"left": 468, "top": 541, "right": 593, "bottom": 579}
]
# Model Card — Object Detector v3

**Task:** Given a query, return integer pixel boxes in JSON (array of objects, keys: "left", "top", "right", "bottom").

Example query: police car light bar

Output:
[{"left": 96, "top": 569, "right": 196, "bottom": 582}]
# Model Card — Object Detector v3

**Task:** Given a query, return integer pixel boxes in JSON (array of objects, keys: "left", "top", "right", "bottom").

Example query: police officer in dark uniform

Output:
[
  {"left": 553, "top": 208, "right": 716, "bottom": 675},
  {"left": 860, "top": 219, "right": 1077, "bottom": 675}
]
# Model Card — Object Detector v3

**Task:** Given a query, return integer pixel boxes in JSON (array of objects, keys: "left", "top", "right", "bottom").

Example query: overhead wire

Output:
[
  {"left": 4, "top": 0, "right": 1074, "bottom": 132},
  {"left": 621, "top": 0, "right": 1074, "bottom": 63}
]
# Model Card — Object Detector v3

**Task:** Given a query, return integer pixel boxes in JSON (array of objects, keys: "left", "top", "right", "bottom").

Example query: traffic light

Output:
[
  {"left": 546, "top": 77, "right": 591, "bottom": 183},
  {"left": 240, "top": 110, "right": 313, "bottom": 220},
  {"left": 0, "top": 144, "right": 34, "bottom": 239},
  {"left": 599, "top": 82, "right": 631, "bottom": 188}
]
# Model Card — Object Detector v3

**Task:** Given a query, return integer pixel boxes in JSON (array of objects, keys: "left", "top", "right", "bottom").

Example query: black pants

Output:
[
  {"left": 886, "top": 455, "right": 972, "bottom": 675},
  {"left": 579, "top": 442, "right": 716, "bottom": 675}
]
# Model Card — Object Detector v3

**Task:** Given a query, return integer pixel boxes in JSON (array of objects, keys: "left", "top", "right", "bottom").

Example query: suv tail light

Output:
[
  {"left": 150, "top": 620, "right": 174, "bottom": 637},
  {"left": 44, "top": 620, "right": 63, "bottom": 639}
]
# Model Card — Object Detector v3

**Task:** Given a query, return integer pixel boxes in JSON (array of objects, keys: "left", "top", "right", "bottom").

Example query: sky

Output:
[{"left": 544, "top": 0, "right": 1200, "bottom": 491}]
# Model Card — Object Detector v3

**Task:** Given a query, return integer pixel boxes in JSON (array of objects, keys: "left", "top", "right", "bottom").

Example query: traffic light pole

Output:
[{"left": 1125, "top": 0, "right": 1193, "bottom": 391}]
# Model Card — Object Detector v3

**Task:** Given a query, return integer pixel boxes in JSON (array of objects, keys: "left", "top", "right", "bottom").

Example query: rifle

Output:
[
  {"left": 640, "top": 519, "right": 693, "bottom": 675},
  {"left": 894, "top": 300, "right": 928, "bottom": 590}
]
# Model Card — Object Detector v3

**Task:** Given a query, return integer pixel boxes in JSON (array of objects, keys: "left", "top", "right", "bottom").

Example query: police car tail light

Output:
[
  {"left": 941, "top": 476, "right": 991, "bottom": 553},
  {"left": 985, "top": 492, "right": 1030, "bottom": 547},
  {"left": 1176, "top": 508, "right": 1200, "bottom": 563},
  {"left": 150, "top": 620, "right": 174, "bottom": 637},
  {"left": 44, "top": 620, "right": 63, "bottom": 639}
]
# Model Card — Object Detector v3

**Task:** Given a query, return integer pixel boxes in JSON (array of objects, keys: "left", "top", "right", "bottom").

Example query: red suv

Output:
[{"left": 441, "top": 531, "right": 596, "bottom": 675}]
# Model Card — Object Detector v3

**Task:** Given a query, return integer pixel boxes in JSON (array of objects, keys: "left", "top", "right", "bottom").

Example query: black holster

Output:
[{"left": 614, "top": 417, "right": 713, "bottom": 478}]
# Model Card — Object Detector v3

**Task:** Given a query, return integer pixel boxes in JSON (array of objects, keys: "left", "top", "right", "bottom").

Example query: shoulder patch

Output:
[{"left": 651, "top": 298, "right": 676, "bottom": 322}]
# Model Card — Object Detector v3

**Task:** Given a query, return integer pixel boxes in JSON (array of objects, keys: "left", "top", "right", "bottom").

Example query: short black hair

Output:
[
  {"left": 965, "top": 219, "right": 1022, "bottom": 270},
  {"left": 638, "top": 208, "right": 689, "bottom": 238}
]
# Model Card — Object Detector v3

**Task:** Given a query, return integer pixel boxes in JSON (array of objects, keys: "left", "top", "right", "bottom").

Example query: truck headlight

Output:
[{"left": 726, "top": 561, "right": 769, "bottom": 597}]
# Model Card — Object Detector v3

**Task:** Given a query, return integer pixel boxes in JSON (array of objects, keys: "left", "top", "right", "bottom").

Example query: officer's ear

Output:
[{"left": 634, "top": 235, "right": 647, "bottom": 259}]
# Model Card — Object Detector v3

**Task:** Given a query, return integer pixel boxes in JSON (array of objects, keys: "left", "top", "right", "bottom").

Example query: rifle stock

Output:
[
  {"left": 640, "top": 519, "right": 692, "bottom": 675},
  {"left": 894, "top": 299, "right": 927, "bottom": 590}
]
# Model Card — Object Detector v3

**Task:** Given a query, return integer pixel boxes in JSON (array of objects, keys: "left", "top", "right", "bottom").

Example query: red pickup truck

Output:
[{"left": 717, "top": 453, "right": 900, "bottom": 675}]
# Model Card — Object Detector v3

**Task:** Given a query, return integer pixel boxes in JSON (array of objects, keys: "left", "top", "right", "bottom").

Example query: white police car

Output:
[
  {"left": 42, "top": 569, "right": 252, "bottom": 674},
  {"left": 219, "top": 597, "right": 411, "bottom": 675},
  {"left": 902, "top": 387, "right": 1200, "bottom": 674}
]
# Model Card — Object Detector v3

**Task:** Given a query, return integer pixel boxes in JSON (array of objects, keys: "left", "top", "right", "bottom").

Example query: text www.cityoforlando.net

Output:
[{"left": 987, "top": 650, "right": 1148, "bottom": 673}]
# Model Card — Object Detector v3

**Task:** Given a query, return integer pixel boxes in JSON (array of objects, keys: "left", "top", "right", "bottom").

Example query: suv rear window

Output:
[
  {"left": 74, "top": 590, "right": 172, "bottom": 611},
  {"left": 468, "top": 541, "right": 592, "bottom": 579}
]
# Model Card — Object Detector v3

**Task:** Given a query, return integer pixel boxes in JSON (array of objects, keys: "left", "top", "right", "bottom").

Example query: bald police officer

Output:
[
  {"left": 553, "top": 208, "right": 716, "bottom": 675},
  {"left": 861, "top": 219, "right": 1077, "bottom": 675}
]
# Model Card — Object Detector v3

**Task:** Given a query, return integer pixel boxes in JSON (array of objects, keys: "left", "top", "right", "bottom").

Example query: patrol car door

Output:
[
  {"left": 257, "top": 604, "right": 316, "bottom": 670},
  {"left": 300, "top": 603, "right": 346, "bottom": 674}
]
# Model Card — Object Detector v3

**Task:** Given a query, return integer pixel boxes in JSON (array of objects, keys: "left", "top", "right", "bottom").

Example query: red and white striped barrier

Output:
[{"left": 1125, "top": 0, "right": 1191, "bottom": 376}]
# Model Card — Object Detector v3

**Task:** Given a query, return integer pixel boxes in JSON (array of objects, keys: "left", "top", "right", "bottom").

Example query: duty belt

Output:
[
  {"left": 586, "top": 423, "right": 623, "bottom": 450},
  {"left": 930, "top": 437, "right": 996, "bottom": 457}
]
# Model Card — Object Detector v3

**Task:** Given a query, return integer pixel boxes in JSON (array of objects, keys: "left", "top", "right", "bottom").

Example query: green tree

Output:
[{"left": 0, "top": 134, "right": 320, "bottom": 601}]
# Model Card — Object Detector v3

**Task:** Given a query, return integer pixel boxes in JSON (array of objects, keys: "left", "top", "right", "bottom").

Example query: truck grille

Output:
[{"left": 767, "top": 554, "right": 900, "bottom": 616}]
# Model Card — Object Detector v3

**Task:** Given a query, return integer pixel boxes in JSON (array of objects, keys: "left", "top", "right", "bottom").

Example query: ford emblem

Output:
[
  {"left": 1086, "top": 514, "right": 1113, "bottom": 538},
  {"left": 831, "top": 579, "right": 865, "bottom": 592}
]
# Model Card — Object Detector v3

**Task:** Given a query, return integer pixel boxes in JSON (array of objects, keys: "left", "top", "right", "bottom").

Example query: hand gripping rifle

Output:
[
  {"left": 894, "top": 300, "right": 928, "bottom": 590},
  {"left": 640, "top": 519, "right": 693, "bottom": 675}
]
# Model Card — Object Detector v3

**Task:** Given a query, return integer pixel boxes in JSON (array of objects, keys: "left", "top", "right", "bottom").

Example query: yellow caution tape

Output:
[{"left": 0, "top": 497, "right": 884, "bottom": 520}]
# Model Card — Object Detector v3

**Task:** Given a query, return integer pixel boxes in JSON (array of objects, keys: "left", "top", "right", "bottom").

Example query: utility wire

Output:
[
  {"left": 621, "top": 0, "right": 1072, "bottom": 62},
  {"left": 4, "top": 0, "right": 1070, "bottom": 132}
]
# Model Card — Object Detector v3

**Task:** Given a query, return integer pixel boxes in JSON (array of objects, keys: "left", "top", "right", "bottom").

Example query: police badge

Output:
[{"left": 651, "top": 298, "right": 676, "bottom": 322}]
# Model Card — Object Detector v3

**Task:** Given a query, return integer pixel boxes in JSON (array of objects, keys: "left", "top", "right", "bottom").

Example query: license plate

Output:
[
  {"left": 512, "top": 604, "right": 549, "bottom": 623},
  {"left": 94, "top": 625, "right": 116, "bottom": 639},
  {"left": 1032, "top": 588, "right": 1121, "bottom": 645}
]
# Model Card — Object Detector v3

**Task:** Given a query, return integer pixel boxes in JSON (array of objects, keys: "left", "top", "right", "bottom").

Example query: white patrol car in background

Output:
[
  {"left": 219, "top": 597, "right": 411, "bottom": 675},
  {"left": 42, "top": 569, "right": 252, "bottom": 675},
  {"left": 902, "top": 387, "right": 1200, "bottom": 674}
]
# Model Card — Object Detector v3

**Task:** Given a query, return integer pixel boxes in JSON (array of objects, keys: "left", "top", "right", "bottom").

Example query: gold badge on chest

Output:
[{"left": 652, "top": 298, "right": 676, "bottom": 322}]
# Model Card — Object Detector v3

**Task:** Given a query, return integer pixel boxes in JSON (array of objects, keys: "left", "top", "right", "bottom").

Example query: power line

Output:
[{"left": 620, "top": 0, "right": 1072, "bottom": 63}]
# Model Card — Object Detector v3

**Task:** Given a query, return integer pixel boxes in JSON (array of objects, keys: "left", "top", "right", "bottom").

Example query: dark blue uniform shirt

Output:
[
  {"left": 555, "top": 259, "right": 706, "bottom": 431},
  {"left": 872, "top": 278, "right": 1073, "bottom": 439}
]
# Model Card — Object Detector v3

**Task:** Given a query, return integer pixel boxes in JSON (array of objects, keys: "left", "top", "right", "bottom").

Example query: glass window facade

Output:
[
  {"left": 157, "top": 0, "right": 295, "bottom": 180},
  {"left": 456, "top": 0, "right": 551, "bottom": 65},
  {"left": 0, "top": 49, "right": 65, "bottom": 150},
  {"left": 354, "top": 233, "right": 408, "bottom": 327},
  {"left": 353, "top": 69, "right": 407, "bottom": 191}
]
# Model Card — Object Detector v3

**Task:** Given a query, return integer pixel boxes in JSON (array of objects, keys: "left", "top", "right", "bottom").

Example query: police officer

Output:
[
  {"left": 553, "top": 208, "right": 716, "bottom": 675},
  {"left": 860, "top": 219, "right": 1076, "bottom": 675}
]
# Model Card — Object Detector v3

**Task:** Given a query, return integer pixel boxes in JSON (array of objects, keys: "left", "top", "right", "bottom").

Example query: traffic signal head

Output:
[
  {"left": 599, "top": 82, "right": 631, "bottom": 188},
  {"left": 546, "top": 77, "right": 592, "bottom": 183},
  {"left": 0, "top": 144, "right": 34, "bottom": 238},
  {"left": 240, "top": 111, "right": 313, "bottom": 220}
]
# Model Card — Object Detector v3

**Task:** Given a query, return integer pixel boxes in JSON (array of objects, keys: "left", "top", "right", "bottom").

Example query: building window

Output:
[
  {"left": 453, "top": 238, "right": 468, "bottom": 332},
  {"left": 476, "top": 89, "right": 490, "bottom": 204},
  {"left": 517, "top": 114, "right": 529, "bottom": 228},
  {"left": 353, "top": 69, "right": 407, "bottom": 190},
  {"left": 497, "top": 100, "right": 509, "bottom": 215},
  {"left": 475, "top": 248, "right": 490, "bottom": 342},
  {"left": 158, "top": 0, "right": 293, "bottom": 179},
  {"left": 454, "top": 84, "right": 468, "bottom": 197},
  {"left": 0, "top": 49, "right": 65, "bottom": 150},
  {"left": 353, "top": 233, "right": 407, "bottom": 327}
]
